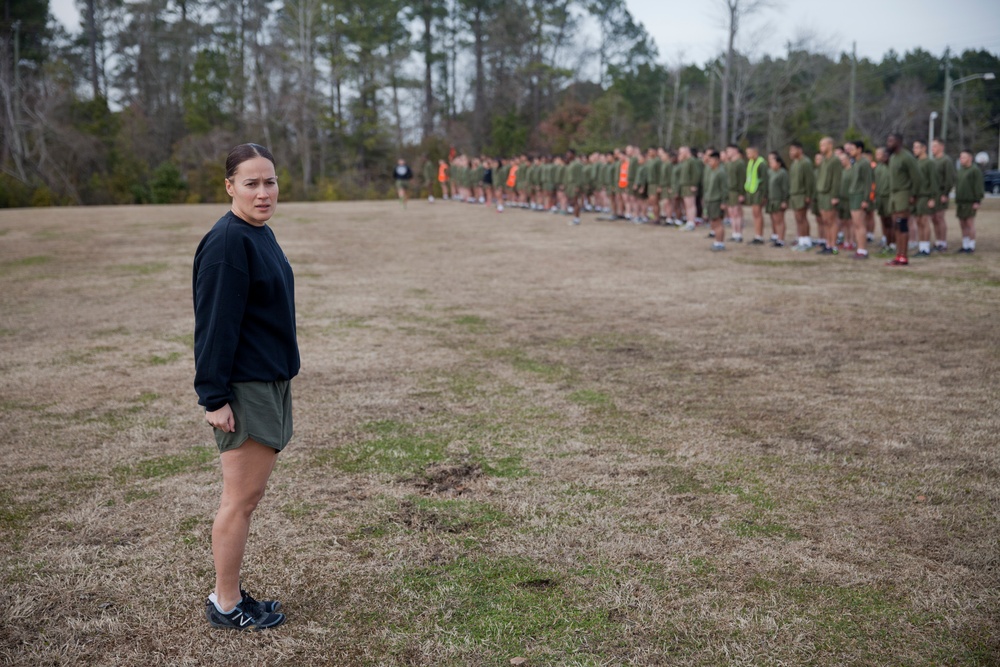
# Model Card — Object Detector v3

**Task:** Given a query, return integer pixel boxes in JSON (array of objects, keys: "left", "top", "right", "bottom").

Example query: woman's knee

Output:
[{"left": 221, "top": 483, "right": 267, "bottom": 516}]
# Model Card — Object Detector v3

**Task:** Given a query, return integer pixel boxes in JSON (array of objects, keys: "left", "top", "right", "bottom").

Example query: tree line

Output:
[{"left": 1, "top": 0, "right": 998, "bottom": 207}]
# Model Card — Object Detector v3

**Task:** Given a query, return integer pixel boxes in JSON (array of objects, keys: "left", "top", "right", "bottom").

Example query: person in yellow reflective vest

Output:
[{"left": 744, "top": 146, "right": 768, "bottom": 243}]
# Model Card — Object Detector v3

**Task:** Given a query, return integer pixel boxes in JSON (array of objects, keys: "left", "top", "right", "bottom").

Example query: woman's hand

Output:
[{"left": 206, "top": 404, "right": 235, "bottom": 432}]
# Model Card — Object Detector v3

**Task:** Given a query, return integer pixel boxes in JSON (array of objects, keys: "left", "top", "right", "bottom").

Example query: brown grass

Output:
[{"left": 1, "top": 199, "right": 999, "bottom": 666}]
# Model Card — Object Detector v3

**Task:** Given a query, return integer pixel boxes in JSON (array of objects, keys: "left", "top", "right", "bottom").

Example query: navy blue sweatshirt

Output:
[{"left": 193, "top": 211, "right": 300, "bottom": 412}]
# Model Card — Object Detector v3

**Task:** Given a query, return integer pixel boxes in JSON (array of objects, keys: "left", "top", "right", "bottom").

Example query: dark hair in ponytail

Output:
[{"left": 225, "top": 143, "right": 276, "bottom": 179}]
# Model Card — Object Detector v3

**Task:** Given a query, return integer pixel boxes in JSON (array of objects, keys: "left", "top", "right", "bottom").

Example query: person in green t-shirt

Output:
[
  {"left": 931, "top": 139, "right": 956, "bottom": 251},
  {"left": 677, "top": 146, "right": 700, "bottom": 230},
  {"left": 744, "top": 146, "right": 769, "bottom": 243},
  {"left": 787, "top": 141, "right": 815, "bottom": 250},
  {"left": 705, "top": 150, "right": 729, "bottom": 250},
  {"left": 845, "top": 140, "right": 874, "bottom": 258},
  {"left": 912, "top": 140, "right": 939, "bottom": 257},
  {"left": 766, "top": 151, "right": 789, "bottom": 246},
  {"left": 886, "top": 133, "right": 922, "bottom": 266},
  {"left": 632, "top": 151, "right": 650, "bottom": 223},
  {"left": 564, "top": 151, "right": 585, "bottom": 225},
  {"left": 861, "top": 148, "right": 878, "bottom": 247},
  {"left": 657, "top": 149, "right": 676, "bottom": 224},
  {"left": 954, "top": 149, "right": 984, "bottom": 253},
  {"left": 815, "top": 136, "right": 843, "bottom": 255},
  {"left": 873, "top": 147, "right": 894, "bottom": 253},
  {"left": 837, "top": 149, "right": 853, "bottom": 248},
  {"left": 725, "top": 144, "right": 747, "bottom": 241},
  {"left": 422, "top": 157, "right": 437, "bottom": 202}
]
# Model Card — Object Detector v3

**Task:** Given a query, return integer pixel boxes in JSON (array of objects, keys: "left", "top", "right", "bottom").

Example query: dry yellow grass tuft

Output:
[{"left": 1, "top": 200, "right": 999, "bottom": 665}]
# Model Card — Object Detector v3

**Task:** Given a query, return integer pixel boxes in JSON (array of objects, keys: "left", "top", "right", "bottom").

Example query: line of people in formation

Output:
[{"left": 402, "top": 136, "right": 987, "bottom": 265}]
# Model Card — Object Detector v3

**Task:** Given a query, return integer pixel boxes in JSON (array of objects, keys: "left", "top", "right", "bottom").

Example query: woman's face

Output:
[
  {"left": 768, "top": 155, "right": 779, "bottom": 170},
  {"left": 226, "top": 156, "right": 278, "bottom": 226}
]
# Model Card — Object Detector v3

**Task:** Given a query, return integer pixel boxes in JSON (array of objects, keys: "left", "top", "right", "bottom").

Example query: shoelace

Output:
[{"left": 239, "top": 591, "right": 264, "bottom": 619}]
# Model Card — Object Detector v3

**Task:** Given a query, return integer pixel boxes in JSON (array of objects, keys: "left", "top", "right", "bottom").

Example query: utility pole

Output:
[
  {"left": 942, "top": 48, "right": 952, "bottom": 142},
  {"left": 707, "top": 70, "right": 715, "bottom": 143},
  {"left": 666, "top": 67, "right": 681, "bottom": 149},
  {"left": 848, "top": 41, "right": 856, "bottom": 131},
  {"left": 657, "top": 77, "right": 666, "bottom": 147},
  {"left": 10, "top": 20, "right": 25, "bottom": 180}
]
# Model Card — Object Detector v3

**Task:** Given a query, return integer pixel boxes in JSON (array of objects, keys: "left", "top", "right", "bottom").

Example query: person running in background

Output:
[
  {"left": 815, "top": 137, "right": 842, "bottom": 255},
  {"left": 845, "top": 140, "right": 873, "bottom": 259},
  {"left": 913, "top": 140, "right": 939, "bottom": 257},
  {"left": 766, "top": 151, "right": 789, "bottom": 247},
  {"left": 788, "top": 141, "right": 815, "bottom": 250},
  {"left": 954, "top": 149, "right": 984, "bottom": 253},
  {"left": 725, "top": 144, "right": 747, "bottom": 242},
  {"left": 886, "top": 132, "right": 921, "bottom": 267},
  {"left": 705, "top": 150, "right": 728, "bottom": 251},
  {"left": 874, "top": 146, "right": 895, "bottom": 255},
  {"left": 393, "top": 158, "right": 413, "bottom": 207},
  {"left": 931, "top": 138, "right": 956, "bottom": 252},
  {"left": 744, "top": 146, "right": 768, "bottom": 244}
]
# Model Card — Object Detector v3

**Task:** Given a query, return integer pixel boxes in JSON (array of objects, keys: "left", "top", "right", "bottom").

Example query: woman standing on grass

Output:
[
  {"left": 766, "top": 151, "right": 789, "bottom": 247},
  {"left": 193, "top": 143, "right": 299, "bottom": 631}
]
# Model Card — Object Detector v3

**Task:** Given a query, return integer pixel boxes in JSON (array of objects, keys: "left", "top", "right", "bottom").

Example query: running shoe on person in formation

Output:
[
  {"left": 751, "top": 237, "right": 765, "bottom": 245},
  {"left": 916, "top": 250, "right": 931, "bottom": 257},
  {"left": 886, "top": 256, "right": 909, "bottom": 266}
]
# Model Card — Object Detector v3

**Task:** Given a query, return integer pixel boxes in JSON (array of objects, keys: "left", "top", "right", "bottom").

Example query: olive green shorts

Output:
[
  {"left": 876, "top": 197, "right": 891, "bottom": 218},
  {"left": 706, "top": 201, "right": 723, "bottom": 220},
  {"left": 914, "top": 197, "right": 934, "bottom": 216},
  {"left": 817, "top": 193, "right": 836, "bottom": 212},
  {"left": 215, "top": 380, "right": 293, "bottom": 453},
  {"left": 890, "top": 191, "right": 912, "bottom": 215},
  {"left": 956, "top": 203, "right": 977, "bottom": 220},
  {"left": 789, "top": 194, "right": 809, "bottom": 211},
  {"left": 744, "top": 190, "right": 765, "bottom": 206},
  {"left": 849, "top": 194, "right": 866, "bottom": 212}
]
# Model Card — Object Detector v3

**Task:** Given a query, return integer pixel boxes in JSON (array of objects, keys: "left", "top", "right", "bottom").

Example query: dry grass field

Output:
[{"left": 1, "top": 198, "right": 999, "bottom": 666}]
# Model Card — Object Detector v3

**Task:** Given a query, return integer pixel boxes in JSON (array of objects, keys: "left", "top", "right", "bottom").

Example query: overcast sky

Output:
[
  {"left": 633, "top": 0, "right": 1000, "bottom": 66},
  {"left": 50, "top": 0, "right": 1000, "bottom": 67}
]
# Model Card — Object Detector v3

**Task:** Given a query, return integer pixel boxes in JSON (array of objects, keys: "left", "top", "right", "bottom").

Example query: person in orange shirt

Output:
[{"left": 437, "top": 159, "right": 450, "bottom": 201}]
